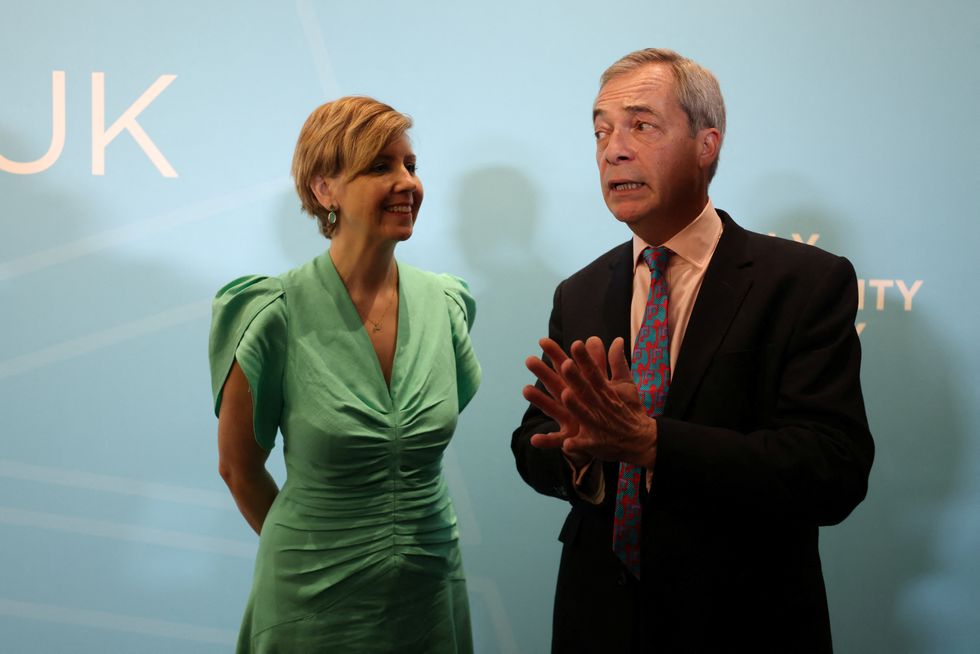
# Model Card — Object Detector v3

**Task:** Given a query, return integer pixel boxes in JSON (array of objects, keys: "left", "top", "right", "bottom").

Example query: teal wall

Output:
[{"left": 2, "top": 1, "right": 978, "bottom": 652}]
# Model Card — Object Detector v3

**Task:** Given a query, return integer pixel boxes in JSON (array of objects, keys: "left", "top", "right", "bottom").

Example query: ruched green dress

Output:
[{"left": 208, "top": 251, "right": 480, "bottom": 653}]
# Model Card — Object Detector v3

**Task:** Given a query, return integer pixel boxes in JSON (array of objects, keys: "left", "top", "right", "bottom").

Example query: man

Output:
[{"left": 512, "top": 48, "right": 873, "bottom": 653}]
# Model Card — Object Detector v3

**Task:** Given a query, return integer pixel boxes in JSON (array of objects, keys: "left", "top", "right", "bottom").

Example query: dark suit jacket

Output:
[{"left": 512, "top": 212, "right": 874, "bottom": 653}]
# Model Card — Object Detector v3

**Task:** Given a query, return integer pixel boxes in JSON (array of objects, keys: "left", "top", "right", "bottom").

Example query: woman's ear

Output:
[{"left": 310, "top": 175, "right": 335, "bottom": 211}]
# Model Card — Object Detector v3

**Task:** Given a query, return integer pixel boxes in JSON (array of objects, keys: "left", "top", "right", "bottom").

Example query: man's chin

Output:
[
  {"left": 609, "top": 209, "right": 645, "bottom": 226},
  {"left": 605, "top": 197, "right": 645, "bottom": 222}
]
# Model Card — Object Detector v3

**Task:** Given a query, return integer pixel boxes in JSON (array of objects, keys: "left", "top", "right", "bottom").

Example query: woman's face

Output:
[{"left": 331, "top": 136, "right": 423, "bottom": 244}]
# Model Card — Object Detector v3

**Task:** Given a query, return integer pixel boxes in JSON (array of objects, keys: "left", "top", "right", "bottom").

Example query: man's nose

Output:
[{"left": 603, "top": 129, "right": 635, "bottom": 163}]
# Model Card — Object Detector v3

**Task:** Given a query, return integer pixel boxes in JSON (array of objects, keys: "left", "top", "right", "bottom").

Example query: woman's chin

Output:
[{"left": 389, "top": 226, "right": 414, "bottom": 242}]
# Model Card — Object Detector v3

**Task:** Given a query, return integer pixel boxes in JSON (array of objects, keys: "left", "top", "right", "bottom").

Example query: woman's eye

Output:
[
  {"left": 370, "top": 162, "right": 388, "bottom": 173},
  {"left": 405, "top": 163, "right": 417, "bottom": 175}
]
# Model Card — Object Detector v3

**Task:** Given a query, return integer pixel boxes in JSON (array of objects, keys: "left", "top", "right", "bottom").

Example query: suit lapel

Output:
[
  {"left": 666, "top": 211, "right": 753, "bottom": 418},
  {"left": 600, "top": 242, "right": 634, "bottom": 500},
  {"left": 603, "top": 242, "right": 635, "bottom": 365}
]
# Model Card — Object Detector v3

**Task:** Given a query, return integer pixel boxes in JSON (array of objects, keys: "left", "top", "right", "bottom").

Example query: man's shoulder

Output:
[
  {"left": 746, "top": 230, "right": 849, "bottom": 273},
  {"left": 723, "top": 211, "right": 850, "bottom": 273},
  {"left": 561, "top": 241, "right": 632, "bottom": 289}
]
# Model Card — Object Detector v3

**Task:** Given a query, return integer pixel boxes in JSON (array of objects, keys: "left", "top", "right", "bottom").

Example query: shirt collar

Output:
[{"left": 632, "top": 200, "right": 723, "bottom": 272}]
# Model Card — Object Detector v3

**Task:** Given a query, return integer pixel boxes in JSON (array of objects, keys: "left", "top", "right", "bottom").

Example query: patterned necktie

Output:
[{"left": 613, "top": 246, "right": 670, "bottom": 579}]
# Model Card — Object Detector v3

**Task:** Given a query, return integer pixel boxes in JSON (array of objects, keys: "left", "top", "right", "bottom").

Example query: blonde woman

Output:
[{"left": 209, "top": 97, "right": 480, "bottom": 652}]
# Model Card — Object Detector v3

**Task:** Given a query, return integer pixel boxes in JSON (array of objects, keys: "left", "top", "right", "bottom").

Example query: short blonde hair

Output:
[
  {"left": 601, "top": 48, "right": 725, "bottom": 180},
  {"left": 291, "top": 96, "right": 413, "bottom": 238}
]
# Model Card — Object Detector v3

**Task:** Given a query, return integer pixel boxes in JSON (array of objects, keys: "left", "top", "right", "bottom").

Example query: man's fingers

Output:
[
  {"left": 523, "top": 385, "right": 575, "bottom": 425},
  {"left": 562, "top": 435, "right": 595, "bottom": 458},
  {"left": 609, "top": 337, "right": 632, "bottom": 381},
  {"left": 526, "top": 356, "right": 566, "bottom": 401},
  {"left": 561, "top": 385, "right": 601, "bottom": 427},
  {"left": 530, "top": 432, "right": 568, "bottom": 449},
  {"left": 559, "top": 357, "right": 600, "bottom": 409},
  {"left": 585, "top": 336, "right": 607, "bottom": 373},
  {"left": 539, "top": 338, "right": 571, "bottom": 370},
  {"left": 568, "top": 341, "right": 612, "bottom": 402}
]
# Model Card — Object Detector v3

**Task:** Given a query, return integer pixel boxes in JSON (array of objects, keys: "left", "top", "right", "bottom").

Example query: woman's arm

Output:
[{"left": 217, "top": 359, "right": 279, "bottom": 535}]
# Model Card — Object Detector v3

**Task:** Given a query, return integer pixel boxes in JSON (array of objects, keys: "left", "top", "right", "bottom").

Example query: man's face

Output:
[{"left": 593, "top": 64, "right": 707, "bottom": 233}]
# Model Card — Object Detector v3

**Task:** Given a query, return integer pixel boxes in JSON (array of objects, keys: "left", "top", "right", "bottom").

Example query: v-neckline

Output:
[{"left": 319, "top": 251, "right": 406, "bottom": 400}]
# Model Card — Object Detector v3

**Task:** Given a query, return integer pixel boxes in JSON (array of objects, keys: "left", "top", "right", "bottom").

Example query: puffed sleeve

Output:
[
  {"left": 208, "top": 275, "right": 287, "bottom": 451},
  {"left": 440, "top": 274, "right": 481, "bottom": 412}
]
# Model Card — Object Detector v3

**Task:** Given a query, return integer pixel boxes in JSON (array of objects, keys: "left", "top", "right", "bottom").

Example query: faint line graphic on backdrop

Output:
[
  {"left": 467, "top": 576, "right": 519, "bottom": 654},
  {"left": 0, "top": 459, "right": 234, "bottom": 510},
  {"left": 0, "top": 598, "right": 236, "bottom": 645},
  {"left": 0, "top": 177, "right": 289, "bottom": 280},
  {"left": 0, "top": 299, "right": 212, "bottom": 380},
  {"left": 295, "top": 0, "right": 342, "bottom": 96},
  {"left": 442, "top": 446, "right": 482, "bottom": 546},
  {"left": 0, "top": 506, "right": 255, "bottom": 558}
]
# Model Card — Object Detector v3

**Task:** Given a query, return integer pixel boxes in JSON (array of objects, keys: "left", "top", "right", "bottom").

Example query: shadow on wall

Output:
[
  {"left": 756, "top": 175, "right": 966, "bottom": 653},
  {"left": 452, "top": 165, "right": 566, "bottom": 654},
  {"left": 454, "top": 165, "right": 562, "bottom": 455},
  {"left": 868, "top": 297, "right": 975, "bottom": 653}
]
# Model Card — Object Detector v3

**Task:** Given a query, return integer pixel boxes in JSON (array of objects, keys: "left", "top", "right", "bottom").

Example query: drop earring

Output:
[{"left": 327, "top": 207, "right": 337, "bottom": 225}]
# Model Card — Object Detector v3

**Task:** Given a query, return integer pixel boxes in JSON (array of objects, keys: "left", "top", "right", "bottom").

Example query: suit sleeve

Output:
[
  {"left": 511, "top": 282, "right": 581, "bottom": 502},
  {"left": 652, "top": 255, "right": 873, "bottom": 526}
]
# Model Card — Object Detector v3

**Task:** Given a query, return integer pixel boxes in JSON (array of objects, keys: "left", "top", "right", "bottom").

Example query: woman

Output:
[{"left": 209, "top": 96, "right": 481, "bottom": 652}]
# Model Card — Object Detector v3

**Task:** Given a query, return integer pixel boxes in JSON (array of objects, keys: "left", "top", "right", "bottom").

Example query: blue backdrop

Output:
[{"left": 2, "top": 1, "right": 978, "bottom": 652}]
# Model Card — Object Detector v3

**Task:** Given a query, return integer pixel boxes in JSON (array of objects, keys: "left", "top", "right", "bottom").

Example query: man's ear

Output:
[
  {"left": 310, "top": 175, "right": 335, "bottom": 210},
  {"left": 697, "top": 128, "right": 722, "bottom": 171}
]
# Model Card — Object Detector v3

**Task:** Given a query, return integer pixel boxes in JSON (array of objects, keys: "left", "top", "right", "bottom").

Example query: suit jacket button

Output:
[{"left": 617, "top": 571, "right": 627, "bottom": 586}]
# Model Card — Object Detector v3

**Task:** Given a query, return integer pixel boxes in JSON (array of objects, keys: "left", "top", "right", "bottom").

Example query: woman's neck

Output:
[{"left": 329, "top": 236, "right": 397, "bottom": 294}]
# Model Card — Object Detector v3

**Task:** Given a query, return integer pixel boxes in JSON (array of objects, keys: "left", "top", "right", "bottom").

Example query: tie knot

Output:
[{"left": 642, "top": 246, "right": 670, "bottom": 278}]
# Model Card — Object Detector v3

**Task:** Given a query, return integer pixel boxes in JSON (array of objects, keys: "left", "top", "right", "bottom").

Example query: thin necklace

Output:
[
  {"left": 367, "top": 269, "right": 397, "bottom": 333},
  {"left": 367, "top": 289, "right": 395, "bottom": 332}
]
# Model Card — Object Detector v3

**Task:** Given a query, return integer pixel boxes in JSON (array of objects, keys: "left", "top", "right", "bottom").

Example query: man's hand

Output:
[
  {"left": 524, "top": 336, "right": 658, "bottom": 469},
  {"left": 523, "top": 338, "right": 596, "bottom": 467}
]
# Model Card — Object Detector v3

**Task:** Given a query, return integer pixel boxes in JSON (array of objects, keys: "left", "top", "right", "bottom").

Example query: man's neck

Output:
[{"left": 631, "top": 196, "right": 710, "bottom": 246}]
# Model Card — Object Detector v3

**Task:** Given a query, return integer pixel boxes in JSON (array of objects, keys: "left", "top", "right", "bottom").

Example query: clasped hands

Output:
[{"left": 523, "top": 336, "right": 658, "bottom": 470}]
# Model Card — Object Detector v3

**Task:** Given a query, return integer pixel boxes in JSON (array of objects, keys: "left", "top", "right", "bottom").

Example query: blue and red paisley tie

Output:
[{"left": 613, "top": 246, "right": 670, "bottom": 578}]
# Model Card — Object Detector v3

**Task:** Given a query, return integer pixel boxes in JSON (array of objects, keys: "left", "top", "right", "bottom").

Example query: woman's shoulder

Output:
[
  {"left": 211, "top": 274, "right": 287, "bottom": 340},
  {"left": 208, "top": 275, "right": 288, "bottom": 425},
  {"left": 213, "top": 250, "right": 332, "bottom": 309},
  {"left": 213, "top": 275, "right": 285, "bottom": 313},
  {"left": 401, "top": 263, "right": 476, "bottom": 330},
  {"left": 214, "top": 274, "right": 284, "bottom": 300}
]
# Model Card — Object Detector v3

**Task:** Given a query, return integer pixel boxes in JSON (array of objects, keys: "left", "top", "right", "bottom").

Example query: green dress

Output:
[{"left": 208, "top": 251, "right": 481, "bottom": 653}]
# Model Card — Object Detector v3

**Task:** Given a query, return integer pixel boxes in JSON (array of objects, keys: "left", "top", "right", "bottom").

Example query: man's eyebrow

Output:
[
  {"left": 624, "top": 103, "right": 661, "bottom": 117},
  {"left": 592, "top": 104, "right": 663, "bottom": 121}
]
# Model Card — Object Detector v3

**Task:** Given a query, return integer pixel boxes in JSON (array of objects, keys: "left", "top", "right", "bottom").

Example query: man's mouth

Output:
[{"left": 609, "top": 181, "right": 645, "bottom": 191}]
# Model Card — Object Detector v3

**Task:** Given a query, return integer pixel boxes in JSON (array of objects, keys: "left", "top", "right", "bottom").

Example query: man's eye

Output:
[
  {"left": 636, "top": 122, "right": 655, "bottom": 131},
  {"left": 594, "top": 130, "right": 608, "bottom": 141}
]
